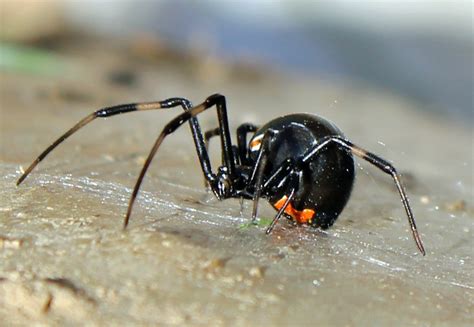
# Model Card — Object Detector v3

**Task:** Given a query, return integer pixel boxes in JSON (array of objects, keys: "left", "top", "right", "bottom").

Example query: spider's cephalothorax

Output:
[{"left": 17, "top": 94, "right": 425, "bottom": 255}]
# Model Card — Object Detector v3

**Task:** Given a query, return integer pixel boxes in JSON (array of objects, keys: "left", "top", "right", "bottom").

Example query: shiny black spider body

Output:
[{"left": 17, "top": 94, "right": 425, "bottom": 255}]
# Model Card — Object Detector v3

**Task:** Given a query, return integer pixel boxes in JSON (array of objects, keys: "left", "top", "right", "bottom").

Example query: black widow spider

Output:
[{"left": 17, "top": 94, "right": 425, "bottom": 255}]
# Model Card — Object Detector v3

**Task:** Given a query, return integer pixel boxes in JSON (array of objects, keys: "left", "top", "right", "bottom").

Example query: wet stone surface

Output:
[{"left": 0, "top": 43, "right": 473, "bottom": 325}]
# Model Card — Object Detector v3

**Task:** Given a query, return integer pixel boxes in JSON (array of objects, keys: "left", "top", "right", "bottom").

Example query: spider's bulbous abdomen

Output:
[{"left": 249, "top": 113, "right": 355, "bottom": 228}]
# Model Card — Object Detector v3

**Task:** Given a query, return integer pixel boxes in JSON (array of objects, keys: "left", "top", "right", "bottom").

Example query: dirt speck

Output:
[
  {"left": 248, "top": 266, "right": 266, "bottom": 279},
  {"left": 444, "top": 200, "right": 466, "bottom": 212}
]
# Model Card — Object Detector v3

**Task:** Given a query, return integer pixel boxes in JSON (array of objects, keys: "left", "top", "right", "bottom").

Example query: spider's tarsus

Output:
[
  {"left": 414, "top": 233, "right": 426, "bottom": 256},
  {"left": 16, "top": 160, "right": 39, "bottom": 186},
  {"left": 123, "top": 203, "right": 134, "bottom": 230},
  {"left": 16, "top": 176, "right": 24, "bottom": 186}
]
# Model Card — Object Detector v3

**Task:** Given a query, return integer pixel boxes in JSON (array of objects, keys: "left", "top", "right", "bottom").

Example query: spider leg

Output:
[
  {"left": 17, "top": 93, "right": 239, "bottom": 228},
  {"left": 203, "top": 127, "right": 240, "bottom": 188},
  {"left": 236, "top": 123, "right": 258, "bottom": 165},
  {"left": 204, "top": 127, "right": 220, "bottom": 151},
  {"left": 190, "top": 94, "right": 237, "bottom": 178},
  {"left": 239, "top": 196, "right": 245, "bottom": 216},
  {"left": 262, "top": 158, "right": 295, "bottom": 189},
  {"left": 205, "top": 94, "right": 236, "bottom": 176},
  {"left": 202, "top": 127, "right": 221, "bottom": 188},
  {"left": 231, "top": 123, "right": 258, "bottom": 214},
  {"left": 301, "top": 136, "right": 426, "bottom": 255},
  {"left": 124, "top": 94, "right": 238, "bottom": 228},
  {"left": 248, "top": 130, "right": 275, "bottom": 223},
  {"left": 266, "top": 187, "right": 296, "bottom": 234},
  {"left": 205, "top": 127, "right": 239, "bottom": 164},
  {"left": 16, "top": 98, "right": 215, "bottom": 185},
  {"left": 205, "top": 121, "right": 258, "bottom": 169},
  {"left": 245, "top": 155, "right": 297, "bottom": 224},
  {"left": 256, "top": 159, "right": 299, "bottom": 233},
  {"left": 248, "top": 137, "right": 299, "bottom": 226}
]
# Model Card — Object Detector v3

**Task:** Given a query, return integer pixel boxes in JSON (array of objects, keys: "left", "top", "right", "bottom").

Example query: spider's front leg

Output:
[
  {"left": 124, "top": 94, "right": 241, "bottom": 227},
  {"left": 245, "top": 151, "right": 300, "bottom": 233},
  {"left": 203, "top": 123, "right": 258, "bottom": 197},
  {"left": 16, "top": 97, "right": 204, "bottom": 185},
  {"left": 16, "top": 92, "right": 240, "bottom": 228}
]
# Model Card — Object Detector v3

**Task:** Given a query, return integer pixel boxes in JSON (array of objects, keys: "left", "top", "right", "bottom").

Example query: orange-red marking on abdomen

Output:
[
  {"left": 273, "top": 196, "right": 315, "bottom": 224},
  {"left": 249, "top": 139, "right": 261, "bottom": 151}
]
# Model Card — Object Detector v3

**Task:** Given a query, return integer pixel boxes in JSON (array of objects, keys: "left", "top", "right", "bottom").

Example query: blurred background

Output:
[{"left": 1, "top": 0, "right": 472, "bottom": 124}]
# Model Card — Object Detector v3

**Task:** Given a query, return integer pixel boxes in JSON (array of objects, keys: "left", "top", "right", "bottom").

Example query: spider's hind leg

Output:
[
  {"left": 124, "top": 94, "right": 243, "bottom": 228},
  {"left": 301, "top": 135, "right": 426, "bottom": 255}
]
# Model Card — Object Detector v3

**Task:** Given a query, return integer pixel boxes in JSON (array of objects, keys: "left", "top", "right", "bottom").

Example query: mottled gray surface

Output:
[{"left": 1, "top": 44, "right": 472, "bottom": 326}]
